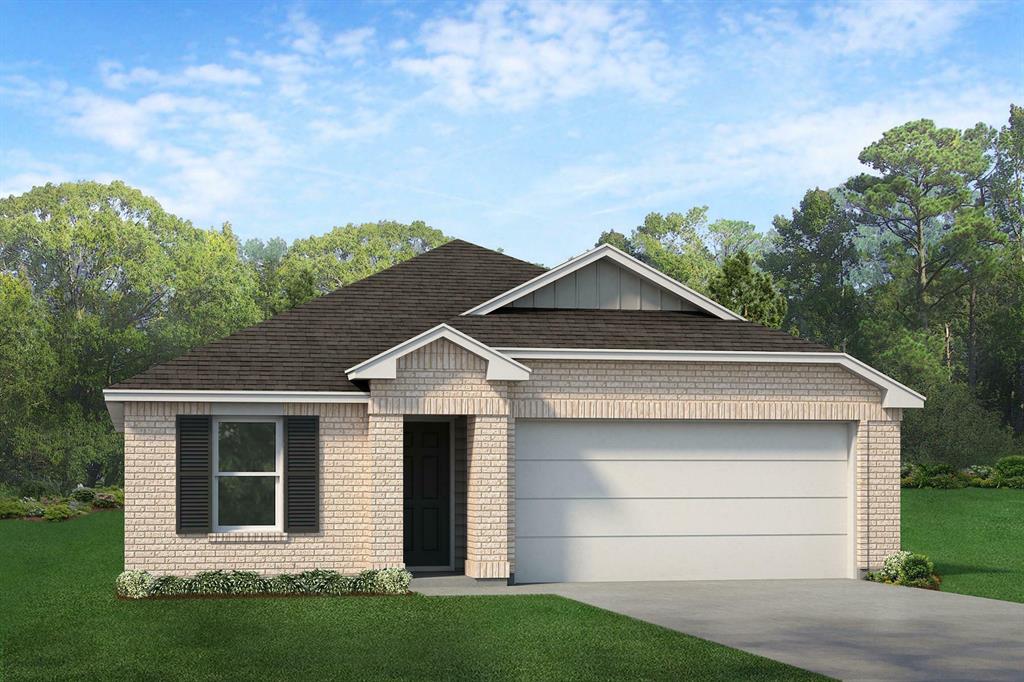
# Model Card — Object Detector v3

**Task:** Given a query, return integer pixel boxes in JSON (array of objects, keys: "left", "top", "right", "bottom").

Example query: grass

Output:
[
  {"left": 902, "top": 487, "right": 1024, "bottom": 603},
  {"left": 0, "top": 512, "right": 825, "bottom": 681}
]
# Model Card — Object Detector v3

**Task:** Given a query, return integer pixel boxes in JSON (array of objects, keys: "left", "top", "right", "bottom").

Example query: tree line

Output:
[{"left": 1, "top": 105, "right": 1021, "bottom": 493}]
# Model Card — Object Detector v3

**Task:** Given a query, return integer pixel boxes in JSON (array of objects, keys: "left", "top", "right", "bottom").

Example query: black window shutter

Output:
[
  {"left": 176, "top": 415, "right": 211, "bottom": 533},
  {"left": 285, "top": 416, "right": 319, "bottom": 533}
]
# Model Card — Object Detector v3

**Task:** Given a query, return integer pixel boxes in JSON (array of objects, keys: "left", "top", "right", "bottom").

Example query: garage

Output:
[{"left": 514, "top": 420, "right": 856, "bottom": 584}]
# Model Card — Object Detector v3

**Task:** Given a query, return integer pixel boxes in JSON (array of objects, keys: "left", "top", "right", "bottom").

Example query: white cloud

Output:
[
  {"left": 283, "top": 9, "right": 375, "bottom": 59},
  {"left": 99, "top": 60, "right": 261, "bottom": 90},
  {"left": 816, "top": 0, "right": 978, "bottom": 55},
  {"left": 328, "top": 27, "right": 376, "bottom": 58},
  {"left": 182, "top": 64, "right": 261, "bottom": 86},
  {"left": 510, "top": 83, "right": 1014, "bottom": 223},
  {"left": 396, "top": 0, "right": 688, "bottom": 110}
]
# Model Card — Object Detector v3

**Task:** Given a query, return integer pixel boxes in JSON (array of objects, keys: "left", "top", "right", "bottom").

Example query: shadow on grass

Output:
[{"left": 935, "top": 562, "right": 1014, "bottom": 577}]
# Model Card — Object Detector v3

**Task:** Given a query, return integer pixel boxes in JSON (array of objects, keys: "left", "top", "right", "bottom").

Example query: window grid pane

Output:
[{"left": 217, "top": 421, "right": 277, "bottom": 473}]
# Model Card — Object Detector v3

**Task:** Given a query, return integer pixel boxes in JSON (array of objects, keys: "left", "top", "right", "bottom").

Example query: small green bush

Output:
[
  {"left": 868, "top": 551, "right": 940, "bottom": 590},
  {"left": 42, "top": 503, "right": 78, "bottom": 521},
  {"left": 69, "top": 487, "right": 95, "bottom": 503},
  {"left": 964, "top": 464, "right": 994, "bottom": 479},
  {"left": 92, "top": 493, "right": 119, "bottom": 509},
  {"left": 995, "top": 455, "right": 1024, "bottom": 479},
  {"left": 94, "top": 486, "right": 125, "bottom": 506},
  {"left": 1001, "top": 476, "right": 1024, "bottom": 490},
  {"left": 0, "top": 498, "right": 29, "bottom": 519},
  {"left": 927, "top": 473, "right": 967, "bottom": 489},
  {"left": 116, "top": 570, "right": 154, "bottom": 599},
  {"left": 116, "top": 568, "right": 412, "bottom": 599}
]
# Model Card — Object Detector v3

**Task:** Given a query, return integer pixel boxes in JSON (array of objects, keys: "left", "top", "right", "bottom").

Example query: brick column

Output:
[
  {"left": 856, "top": 419, "right": 901, "bottom": 571},
  {"left": 465, "top": 415, "right": 511, "bottom": 579},
  {"left": 368, "top": 414, "right": 404, "bottom": 569}
]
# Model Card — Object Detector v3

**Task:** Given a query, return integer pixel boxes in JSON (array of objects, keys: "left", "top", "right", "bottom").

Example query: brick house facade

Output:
[{"left": 109, "top": 241, "right": 920, "bottom": 583}]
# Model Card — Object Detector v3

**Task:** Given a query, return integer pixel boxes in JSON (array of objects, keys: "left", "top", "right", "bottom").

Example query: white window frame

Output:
[{"left": 212, "top": 416, "right": 284, "bottom": 533}]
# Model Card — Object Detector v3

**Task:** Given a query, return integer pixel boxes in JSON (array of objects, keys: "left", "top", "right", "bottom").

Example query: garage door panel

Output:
[
  {"left": 517, "top": 420, "right": 848, "bottom": 461},
  {"left": 517, "top": 459, "right": 848, "bottom": 499},
  {"left": 516, "top": 497, "right": 847, "bottom": 537},
  {"left": 515, "top": 535, "right": 849, "bottom": 583}
]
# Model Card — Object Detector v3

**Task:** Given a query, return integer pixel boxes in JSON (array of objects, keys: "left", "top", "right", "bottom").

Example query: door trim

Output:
[{"left": 403, "top": 416, "right": 455, "bottom": 572}]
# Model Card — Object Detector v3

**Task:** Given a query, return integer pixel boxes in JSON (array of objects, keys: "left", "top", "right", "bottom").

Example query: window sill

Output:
[{"left": 207, "top": 531, "right": 289, "bottom": 544}]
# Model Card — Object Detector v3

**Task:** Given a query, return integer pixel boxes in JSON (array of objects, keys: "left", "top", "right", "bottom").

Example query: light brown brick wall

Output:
[
  {"left": 123, "top": 401, "right": 372, "bottom": 575},
  {"left": 120, "top": 346, "right": 901, "bottom": 576}
]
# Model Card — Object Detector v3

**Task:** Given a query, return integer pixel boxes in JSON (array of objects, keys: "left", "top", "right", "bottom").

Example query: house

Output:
[{"left": 103, "top": 240, "right": 924, "bottom": 583}]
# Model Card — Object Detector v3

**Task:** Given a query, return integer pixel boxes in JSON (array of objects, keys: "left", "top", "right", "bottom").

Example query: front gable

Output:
[
  {"left": 461, "top": 244, "right": 744, "bottom": 320},
  {"left": 346, "top": 324, "right": 530, "bottom": 381}
]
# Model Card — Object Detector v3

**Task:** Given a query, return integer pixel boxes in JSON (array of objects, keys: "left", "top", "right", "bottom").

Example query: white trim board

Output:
[
  {"left": 461, "top": 243, "right": 744, "bottom": 320},
  {"left": 102, "top": 390, "right": 370, "bottom": 433},
  {"left": 495, "top": 348, "right": 925, "bottom": 409},
  {"left": 346, "top": 323, "right": 531, "bottom": 381}
]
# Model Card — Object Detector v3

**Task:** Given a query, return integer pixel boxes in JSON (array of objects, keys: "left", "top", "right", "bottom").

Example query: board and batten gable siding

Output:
[{"left": 509, "top": 258, "right": 698, "bottom": 311}]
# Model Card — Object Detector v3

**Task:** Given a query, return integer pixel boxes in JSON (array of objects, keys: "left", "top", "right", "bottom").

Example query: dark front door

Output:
[{"left": 404, "top": 421, "right": 451, "bottom": 567}]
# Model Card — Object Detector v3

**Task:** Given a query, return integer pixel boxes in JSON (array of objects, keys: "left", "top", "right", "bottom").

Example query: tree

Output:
[
  {"left": 706, "top": 219, "right": 771, "bottom": 264},
  {"left": 241, "top": 236, "right": 290, "bottom": 317},
  {"left": 845, "top": 119, "right": 1001, "bottom": 329},
  {"left": 902, "top": 381, "right": 1020, "bottom": 467},
  {"left": 764, "top": 189, "right": 861, "bottom": 350},
  {"left": 276, "top": 221, "right": 448, "bottom": 308},
  {"left": 597, "top": 208, "right": 719, "bottom": 293},
  {"left": 988, "top": 104, "right": 1024, "bottom": 257},
  {"left": 708, "top": 251, "right": 787, "bottom": 328},
  {"left": 0, "top": 181, "right": 262, "bottom": 486}
]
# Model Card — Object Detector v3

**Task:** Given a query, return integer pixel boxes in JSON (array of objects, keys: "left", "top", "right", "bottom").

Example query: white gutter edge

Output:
[
  {"left": 494, "top": 348, "right": 926, "bottom": 409},
  {"left": 102, "top": 390, "right": 371, "bottom": 433}
]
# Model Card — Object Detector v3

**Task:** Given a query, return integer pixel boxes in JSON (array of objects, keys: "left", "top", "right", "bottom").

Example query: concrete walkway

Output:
[{"left": 411, "top": 576, "right": 1024, "bottom": 681}]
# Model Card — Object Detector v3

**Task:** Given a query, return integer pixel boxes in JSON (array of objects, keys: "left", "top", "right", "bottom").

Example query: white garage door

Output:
[{"left": 515, "top": 420, "right": 854, "bottom": 583}]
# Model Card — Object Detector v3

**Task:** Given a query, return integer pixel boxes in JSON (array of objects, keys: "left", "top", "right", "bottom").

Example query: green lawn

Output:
[
  {"left": 902, "top": 488, "right": 1024, "bottom": 603},
  {"left": 0, "top": 512, "right": 824, "bottom": 681}
]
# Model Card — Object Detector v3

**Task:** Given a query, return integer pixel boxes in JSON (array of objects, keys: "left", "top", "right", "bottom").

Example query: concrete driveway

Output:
[{"left": 411, "top": 576, "right": 1024, "bottom": 681}]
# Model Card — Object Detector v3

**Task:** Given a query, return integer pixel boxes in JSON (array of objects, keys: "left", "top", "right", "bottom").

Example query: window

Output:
[{"left": 212, "top": 417, "right": 283, "bottom": 532}]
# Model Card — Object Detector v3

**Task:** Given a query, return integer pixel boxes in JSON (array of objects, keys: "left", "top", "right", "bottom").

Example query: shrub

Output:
[
  {"left": 926, "top": 473, "right": 967, "bottom": 489},
  {"left": 227, "top": 571, "right": 268, "bottom": 596},
  {"left": 20, "top": 498, "right": 44, "bottom": 518},
  {"left": 149, "top": 575, "right": 187, "bottom": 597},
  {"left": 94, "top": 486, "right": 125, "bottom": 506},
  {"left": 0, "top": 498, "right": 29, "bottom": 519},
  {"left": 868, "top": 551, "right": 939, "bottom": 590},
  {"left": 970, "top": 477, "right": 998, "bottom": 488},
  {"left": 92, "top": 493, "right": 119, "bottom": 509},
  {"left": 995, "top": 455, "right": 1024, "bottom": 479},
  {"left": 188, "top": 571, "right": 235, "bottom": 595},
  {"left": 69, "top": 487, "right": 95, "bottom": 503},
  {"left": 964, "top": 464, "right": 993, "bottom": 479},
  {"left": 42, "top": 503, "right": 78, "bottom": 521},
  {"left": 1001, "top": 476, "right": 1024, "bottom": 490},
  {"left": 116, "top": 570, "right": 154, "bottom": 599},
  {"left": 114, "top": 568, "right": 412, "bottom": 599}
]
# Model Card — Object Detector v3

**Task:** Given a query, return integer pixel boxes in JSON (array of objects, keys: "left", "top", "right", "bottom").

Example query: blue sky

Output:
[{"left": 1, "top": 0, "right": 1021, "bottom": 265}]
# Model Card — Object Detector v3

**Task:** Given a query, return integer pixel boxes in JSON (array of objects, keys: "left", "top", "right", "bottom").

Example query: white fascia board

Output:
[
  {"left": 495, "top": 348, "right": 925, "bottom": 409},
  {"left": 461, "top": 243, "right": 745, "bottom": 321},
  {"left": 101, "top": 389, "right": 370, "bottom": 433},
  {"left": 346, "top": 324, "right": 531, "bottom": 381},
  {"left": 102, "top": 389, "right": 370, "bottom": 403}
]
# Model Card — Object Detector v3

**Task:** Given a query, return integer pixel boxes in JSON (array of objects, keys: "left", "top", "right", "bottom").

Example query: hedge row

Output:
[
  {"left": 901, "top": 456, "right": 1024, "bottom": 490},
  {"left": 116, "top": 568, "right": 412, "bottom": 599},
  {"left": 0, "top": 486, "right": 124, "bottom": 521}
]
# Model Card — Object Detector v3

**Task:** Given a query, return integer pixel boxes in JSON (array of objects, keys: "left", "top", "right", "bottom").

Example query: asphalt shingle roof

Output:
[
  {"left": 111, "top": 239, "right": 831, "bottom": 392},
  {"left": 450, "top": 308, "right": 833, "bottom": 353}
]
